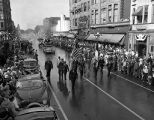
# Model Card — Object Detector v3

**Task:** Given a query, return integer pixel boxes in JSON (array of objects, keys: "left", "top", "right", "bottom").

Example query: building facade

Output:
[
  {"left": 0, "top": 0, "right": 13, "bottom": 33},
  {"left": 56, "top": 15, "right": 70, "bottom": 32},
  {"left": 89, "top": 0, "right": 131, "bottom": 48},
  {"left": 69, "top": 0, "right": 91, "bottom": 38},
  {"left": 129, "top": 0, "right": 154, "bottom": 57},
  {"left": 0, "top": 0, "right": 14, "bottom": 41}
]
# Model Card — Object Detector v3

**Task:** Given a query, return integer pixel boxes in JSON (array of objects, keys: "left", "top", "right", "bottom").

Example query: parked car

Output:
[
  {"left": 23, "top": 58, "right": 40, "bottom": 73},
  {"left": 16, "top": 76, "right": 47, "bottom": 104},
  {"left": 14, "top": 76, "right": 59, "bottom": 120}
]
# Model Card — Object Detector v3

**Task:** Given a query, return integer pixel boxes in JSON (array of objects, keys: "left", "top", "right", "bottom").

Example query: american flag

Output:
[{"left": 71, "top": 47, "right": 83, "bottom": 60}]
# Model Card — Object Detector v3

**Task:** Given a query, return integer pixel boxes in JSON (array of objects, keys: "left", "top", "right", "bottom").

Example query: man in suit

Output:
[{"left": 45, "top": 57, "right": 53, "bottom": 85}]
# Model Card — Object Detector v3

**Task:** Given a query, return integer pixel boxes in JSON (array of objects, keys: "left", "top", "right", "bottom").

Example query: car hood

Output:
[{"left": 16, "top": 79, "right": 46, "bottom": 102}]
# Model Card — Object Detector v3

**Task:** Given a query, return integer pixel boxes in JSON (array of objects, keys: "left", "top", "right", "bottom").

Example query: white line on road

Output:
[
  {"left": 84, "top": 77, "right": 145, "bottom": 120},
  {"left": 110, "top": 71, "right": 154, "bottom": 93},
  {"left": 48, "top": 83, "right": 69, "bottom": 120}
]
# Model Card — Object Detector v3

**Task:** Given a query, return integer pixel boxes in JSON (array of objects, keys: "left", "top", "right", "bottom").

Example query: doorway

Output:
[{"left": 138, "top": 43, "right": 146, "bottom": 57}]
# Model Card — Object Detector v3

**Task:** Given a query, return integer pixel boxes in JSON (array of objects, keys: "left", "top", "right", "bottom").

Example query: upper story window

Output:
[
  {"left": 91, "top": 10, "right": 95, "bottom": 24},
  {"left": 144, "top": 5, "right": 148, "bottom": 23},
  {"left": 132, "top": 5, "right": 148, "bottom": 24},
  {"left": 81, "top": 3, "right": 84, "bottom": 12},
  {"left": 101, "top": 8, "right": 107, "bottom": 24},
  {"left": 95, "top": 9, "right": 99, "bottom": 24},
  {"left": 108, "top": 5, "right": 112, "bottom": 23},
  {"left": 88, "top": 1, "right": 90, "bottom": 10},
  {"left": 152, "top": 4, "right": 154, "bottom": 23},
  {"left": 113, "top": 4, "right": 118, "bottom": 22}
]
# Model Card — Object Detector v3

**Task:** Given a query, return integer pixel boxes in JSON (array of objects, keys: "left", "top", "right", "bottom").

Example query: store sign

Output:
[
  {"left": 136, "top": 25, "right": 147, "bottom": 30},
  {"left": 135, "top": 34, "right": 147, "bottom": 41}
]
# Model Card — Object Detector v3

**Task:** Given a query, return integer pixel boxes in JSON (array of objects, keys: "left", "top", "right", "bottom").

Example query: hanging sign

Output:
[{"left": 135, "top": 34, "right": 147, "bottom": 41}]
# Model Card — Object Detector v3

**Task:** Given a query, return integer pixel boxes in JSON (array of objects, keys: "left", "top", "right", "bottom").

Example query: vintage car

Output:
[
  {"left": 14, "top": 74, "right": 59, "bottom": 120},
  {"left": 43, "top": 47, "right": 55, "bottom": 54},
  {"left": 14, "top": 76, "right": 59, "bottom": 120},
  {"left": 23, "top": 58, "right": 40, "bottom": 73},
  {"left": 16, "top": 76, "right": 47, "bottom": 103}
]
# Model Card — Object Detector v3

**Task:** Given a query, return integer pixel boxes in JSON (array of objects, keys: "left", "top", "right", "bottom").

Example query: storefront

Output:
[
  {"left": 90, "top": 22, "right": 130, "bottom": 48},
  {"left": 129, "top": 24, "right": 154, "bottom": 57}
]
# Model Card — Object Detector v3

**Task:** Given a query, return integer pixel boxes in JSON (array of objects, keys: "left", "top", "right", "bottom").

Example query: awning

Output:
[
  {"left": 132, "top": 6, "right": 143, "bottom": 16},
  {"left": 99, "top": 34, "right": 125, "bottom": 44},
  {"left": 53, "top": 33, "right": 60, "bottom": 37}
]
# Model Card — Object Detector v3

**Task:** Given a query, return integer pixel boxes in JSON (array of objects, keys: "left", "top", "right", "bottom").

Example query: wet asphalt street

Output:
[{"left": 31, "top": 34, "right": 154, "bottom": 120}]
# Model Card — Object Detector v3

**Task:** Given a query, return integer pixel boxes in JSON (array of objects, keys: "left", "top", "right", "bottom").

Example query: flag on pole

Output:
[{"left": 71, "top": 47, "right": 83, "bottom": 60}]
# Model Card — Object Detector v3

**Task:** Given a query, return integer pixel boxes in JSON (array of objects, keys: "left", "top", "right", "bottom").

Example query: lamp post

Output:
[{"left": 94, "top": 32, "right": 101, "bottom": 51}]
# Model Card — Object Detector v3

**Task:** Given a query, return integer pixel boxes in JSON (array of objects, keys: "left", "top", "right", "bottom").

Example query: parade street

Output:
[{"left": 31, "top": 35, "right": 154, "bottom": 120}]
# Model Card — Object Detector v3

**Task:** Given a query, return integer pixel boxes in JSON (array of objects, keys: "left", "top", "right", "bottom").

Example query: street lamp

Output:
[{"left": 94, "top": 32, "right": 101, "bottom": 51}]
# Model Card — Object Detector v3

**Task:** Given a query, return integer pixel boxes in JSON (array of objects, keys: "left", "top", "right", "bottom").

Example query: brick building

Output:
[
  {"left": 129, "top": 0, "right": 154, "bottom": 57},
  {"left": 89, "top": 0, "right": 131, "bottom": 48},
  {"left": 69, "top": 0, "right": 131, "bottom": 48},
  {"left": 69, "top": 0, "right": 90, "bottom": 38}
]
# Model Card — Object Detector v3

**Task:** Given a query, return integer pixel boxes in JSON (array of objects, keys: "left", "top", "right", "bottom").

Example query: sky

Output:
[{"left": 10, "top": 0, "right": 69, "bottom": 30}]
